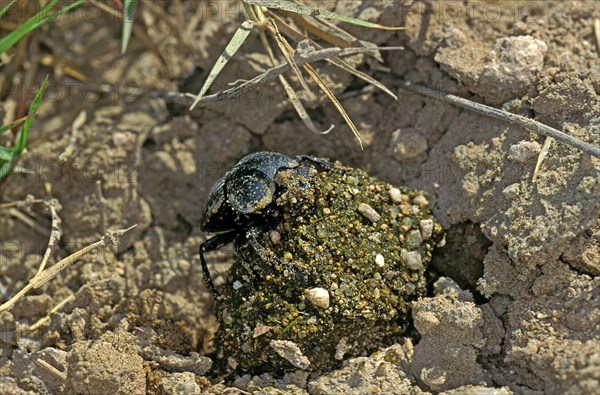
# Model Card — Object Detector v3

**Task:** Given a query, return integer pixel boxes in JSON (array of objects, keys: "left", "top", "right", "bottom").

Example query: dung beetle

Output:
[{"left": 199, "top": 151, "right": 331, "bottom": 296}]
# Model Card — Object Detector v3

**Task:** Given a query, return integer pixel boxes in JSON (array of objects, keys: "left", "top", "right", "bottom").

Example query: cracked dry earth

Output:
[{"left": 1, "top": 1, "right": 599, "bottom": 394}]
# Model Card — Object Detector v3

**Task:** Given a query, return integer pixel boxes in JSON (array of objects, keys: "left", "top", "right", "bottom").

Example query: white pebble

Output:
[
  {"left": 401, "top": 249, "right": 423, "bottom": 271},
  {"left": 508, "top": 140, "right": 541, "bottom": 163},
  {"left": 419, "top": 219, "right": 434, "bottom": 241},
  {"left": 388, "top": 187, "right": 403, "bottom": 203},
  {"left": 253, "top": 323, "right": 271, "bottom": 338},
  {"left": 375, "top": 254, "right": 385, "bottom": 267},
  {"left": 357, "top": 202, "right": 381, "bottom": 223},
  {"left": 269, "top": 230, "right": 281, "bottom": 244},
  {"left": 305, "top": 287, "right": 330, "bottom": 309},
  {"left": 270, "top": 340, "right": 311, "bottom": 370},
  {"left": 414, "top": 195, "right": 429, "bottom": 208},
  {"left": 335, "top": 338, "right": 351, "bottom": 360}
]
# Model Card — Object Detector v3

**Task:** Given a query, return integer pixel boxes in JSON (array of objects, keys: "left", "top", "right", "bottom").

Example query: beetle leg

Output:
[
  {"left": 294, "top": 155, "right": 334, "bottom": 170},
  {"left": 241, "top": 226, "right": 271, "bottom": 282},
  {"left": 199, "top": 231, "right": 238, "bottom": 297}
]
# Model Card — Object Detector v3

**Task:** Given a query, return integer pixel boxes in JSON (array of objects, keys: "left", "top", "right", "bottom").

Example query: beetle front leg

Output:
[
  {"left": 199, "top": 231, "right": 238, "bottom": 297},
  {"left": 294, "top": 155, "right": 340, "bottom": 171}
]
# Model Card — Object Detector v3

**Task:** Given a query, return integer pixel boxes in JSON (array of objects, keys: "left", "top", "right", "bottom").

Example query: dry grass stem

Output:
[
  {"left": 36, "top": 199, "right": 62, "bottom": 275},
  {"left": 0, "top": 225, "right": 137, "bottom": 314},
  {"left": 532, "top": 136, "right": 553, "bottom": 181},
  {"left": 0, "top": 195, "right": 44, "bottom": 209},
  {"left": 163, "top": 42, "right": 401, "bottom": 107},
  {"left": 267, "top": 19, "right": 312, "bottom": 95},
  {"left": 399, "top": 80, "right": 600, "bottom": 159},
  {"left": 8, "top": 207, "right": 48, "bottom": 236},
  {"left": 256, "top": 24, "right": 333, "bottom": 134},
  {"left": 58, "top": 109, "right": 86, "bottom": 162},
  {"left": 302, "top": 62, "right": 362, "bottom": 147},
  {"left": 34, "top": 359, "right": 67, "bottom": 381},
  {"left": 28, "top": 294, "right": 75, "bottom": 331},
  {"left": 269, "top": 13, "right": 397, "bottom": 99},
  {"left": 0, "top": 195, "right": 44, "bottom": 210}
]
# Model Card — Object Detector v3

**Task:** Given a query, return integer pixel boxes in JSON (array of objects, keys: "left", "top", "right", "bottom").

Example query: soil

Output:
[{"left": 1, "top": 1, "right": 598, "bottom": 394}]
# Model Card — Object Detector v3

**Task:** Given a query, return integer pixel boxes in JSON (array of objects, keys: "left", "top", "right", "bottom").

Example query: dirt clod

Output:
[{"left": 68, "top": 340, "right": 145, "bottom": 395}]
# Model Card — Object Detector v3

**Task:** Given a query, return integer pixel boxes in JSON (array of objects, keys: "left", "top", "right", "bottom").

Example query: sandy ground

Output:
[{"left": 1, "top": 1, "right": 599, "bottom": 394}]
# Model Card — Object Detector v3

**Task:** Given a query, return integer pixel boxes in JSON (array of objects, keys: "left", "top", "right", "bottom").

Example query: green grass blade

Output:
[
  {"left": 189, "top": 19, "right": 255, "bottom": 110},
  {"left": 0, "top": 146, "right": 14, "bottom": 162},
  {"left": 0, "top": 116, "right": 28, "bottom": 135},
  {"left": 244, "top": 0, "right": 404, "bottom": 30},
  {"left": 14, "top": 75, "right": 48, "bottom": 154},
  {"left": 37, "top": 0, "right": 86, "bottom": 30},
  {"left": 0, "top": 162, "right": 13, "bottom": 179},
  {"left": 0, "top": 0, "right": 84, "bottom": 55},
  {"left": 1, "top": 0, "right": 58, "bottom": 54},
  {"left": 0, "top": 0, "right": 18, "bottom": 19},
  {"left": 121, "top": 0, "right": 136, "bottom": 54}
]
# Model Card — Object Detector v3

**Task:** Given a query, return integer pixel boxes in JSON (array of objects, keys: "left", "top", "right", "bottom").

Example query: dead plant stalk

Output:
[{"left": 0, "top": 225, "right": 137, "bottom": 314}]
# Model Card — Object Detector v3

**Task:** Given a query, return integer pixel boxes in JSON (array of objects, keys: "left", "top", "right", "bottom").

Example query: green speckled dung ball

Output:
[{"left": 214, "top": 160, "right": 443, "bottom": 373}]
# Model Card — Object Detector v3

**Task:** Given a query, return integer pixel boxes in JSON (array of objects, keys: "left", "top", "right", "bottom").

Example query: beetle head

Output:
[
  {"left": 200, "top": 164, "right": 280, "bottom": 232},
  {"left": 200, "top": 175, "right": 236, "bottom": 232},
  {"left": 200, "top": 151, "right": 302, "bottom": 232}
]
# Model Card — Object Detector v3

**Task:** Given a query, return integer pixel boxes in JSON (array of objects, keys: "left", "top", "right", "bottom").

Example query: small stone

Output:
[
  {"left": 232, "top": 281, "right": 243, "bottom": 290},
  {"left": 358, "top": 203, "right": 381, "bottom": 223},
  {"left": 269, "top": 230, "right": 281, "bottom": 244},
  {"left": 253, "top": 323, "right": 272, "bottom": 338},
  {"left": 335, "top": 338, "right": 351, "bottom": 360},
  {"left": 414, "top": 195, "right": 429, "bottom": 208},
  {"left": 406, "top": 229, "right": 423, "bottom": 249},
  {"left": 402, "top": 249, "right": 423, "bottom": 271},
  {"left": 508, "top": 140, "right": 541, "bottom": 163},
  {"left": 419, "top": 219, "right": 434, "bottom": 241},
  {"left": 388, "top": 187, "right": 403, "bottom": 203},
  {"left": 141, "top": 346, "right": 212, "bottom": 375},
  {"left": 374, "top": 288, "right": 381, "bottom": 300},
  {"left": 305, "top": 287, "right": 330, "bottom": 309},
  {"left": 502, "top": 183, "right": 521, "bottom": 199},
  {"left": 375, "top": 254, "right": 385, "bottom": 267},
  {"left": 160, "top": 372, "right": 200, "bottom": 395},
  {"left": 270, "top": 340, "right": 311, "bottom": 370},
  {"left": 112, "top": 131, "right": 135, "bottom": 148},
  {"left": 437, "top": 234, "right": 447, "bottom": 248},
  {"left": 477, "top": 35, "right": 548, "bottom": 104},
  {"left": 227, "top": 357, "right": 238, "bottom": 370}
]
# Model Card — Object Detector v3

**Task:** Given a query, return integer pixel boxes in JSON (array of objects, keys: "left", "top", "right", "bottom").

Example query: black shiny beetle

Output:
[{"left": 199, "top": 151, "right": 331, "bottom": 296}]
